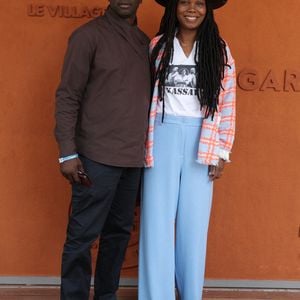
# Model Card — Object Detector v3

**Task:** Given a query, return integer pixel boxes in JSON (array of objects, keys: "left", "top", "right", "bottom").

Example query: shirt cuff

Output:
[
  {"left": 219, "top": 149, "right": 230, "bottom": 162},
  {"left": 57, "top": 140, "right": 77, "bottom": 158}
]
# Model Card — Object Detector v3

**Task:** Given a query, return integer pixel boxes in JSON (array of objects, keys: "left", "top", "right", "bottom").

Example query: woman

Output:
[
  {"left": 139, "top": 0, "right": 236, "bottom": 299},
  {"left": 174, "top": 68, "right": 189, "bottom": 87}
]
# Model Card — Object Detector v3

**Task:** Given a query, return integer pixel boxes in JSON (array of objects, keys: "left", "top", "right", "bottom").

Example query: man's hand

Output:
[
  {"left": 60, "top": 157, "right": 84, "bottom": 184},
  {"left": 208, "top": 158, "right": 225, "bottom": 181}
]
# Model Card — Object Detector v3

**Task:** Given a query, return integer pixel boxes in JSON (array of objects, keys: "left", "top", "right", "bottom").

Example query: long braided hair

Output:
[{"left": 151, "top": 0, "right": 228, "bottom": 119}]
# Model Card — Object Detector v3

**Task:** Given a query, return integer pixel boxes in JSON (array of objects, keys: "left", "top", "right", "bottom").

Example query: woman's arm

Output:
[
  {"left": 218, "top": 46, "right": 237, "bottom": 161},
  {"left": 208, "top": 47, "right": 236, "bottom": 181}
]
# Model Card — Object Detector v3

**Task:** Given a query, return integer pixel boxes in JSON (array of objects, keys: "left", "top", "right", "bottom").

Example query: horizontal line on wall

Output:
[{"left": 0, "top": 277, "right": 300, "bottom": 289}]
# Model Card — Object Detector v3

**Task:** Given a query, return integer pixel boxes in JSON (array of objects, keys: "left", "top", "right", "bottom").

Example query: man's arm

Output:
[{"left": 55, "top": 28, "right": 94, "bottom": 183}]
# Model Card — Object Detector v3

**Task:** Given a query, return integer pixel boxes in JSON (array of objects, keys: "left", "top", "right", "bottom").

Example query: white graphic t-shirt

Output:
[{"left": 157, "top": 37, "right": 201, "bottom": 118}]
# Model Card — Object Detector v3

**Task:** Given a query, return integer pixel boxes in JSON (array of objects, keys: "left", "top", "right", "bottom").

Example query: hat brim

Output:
[{"left": 155, "top": 0, "right": 227, "bottom": 9}]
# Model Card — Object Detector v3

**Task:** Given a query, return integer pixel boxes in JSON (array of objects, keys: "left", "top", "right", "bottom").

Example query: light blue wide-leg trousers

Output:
[{"left": 139, "top": 114, "right": 213, "bottom": 300}]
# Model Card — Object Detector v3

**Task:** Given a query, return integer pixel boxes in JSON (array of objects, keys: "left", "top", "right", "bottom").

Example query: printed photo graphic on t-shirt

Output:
[
  {"left": 165, "top": 65, "right": 197, "bottom": 96},
  {"left": 166, "top": 65, "right": 196, "bottom": 88}
]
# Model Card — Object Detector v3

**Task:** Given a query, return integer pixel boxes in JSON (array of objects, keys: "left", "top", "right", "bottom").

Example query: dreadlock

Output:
[{"left": 150, "top": 0, "right": 228, "bottom": 119}]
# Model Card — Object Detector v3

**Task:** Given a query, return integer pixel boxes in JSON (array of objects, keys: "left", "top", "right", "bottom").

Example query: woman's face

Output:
[{"left": 176, "top": 0, "right": 207, "bottom": 31}]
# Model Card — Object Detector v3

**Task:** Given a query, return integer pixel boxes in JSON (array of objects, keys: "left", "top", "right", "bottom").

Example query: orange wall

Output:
[{"left": 0, "top": 0, "right": 299, "bottom": 280}]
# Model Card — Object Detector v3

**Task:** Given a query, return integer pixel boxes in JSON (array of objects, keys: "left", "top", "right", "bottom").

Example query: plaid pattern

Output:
[{"left": 145, "top": 35, "right": 236, "bottom": 167}]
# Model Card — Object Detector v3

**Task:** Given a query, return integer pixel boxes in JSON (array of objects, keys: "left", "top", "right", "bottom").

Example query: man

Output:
[
  {"left": 166, "top": 66, "right": 179, "bottom": 85},
  {"left": 54, "top": 0, "right": 150, "bottom": 298}
]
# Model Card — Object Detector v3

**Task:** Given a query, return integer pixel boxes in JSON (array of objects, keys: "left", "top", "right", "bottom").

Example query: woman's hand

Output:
[{"left": 208, "top": 158, "right": 225, "bottom": 181}]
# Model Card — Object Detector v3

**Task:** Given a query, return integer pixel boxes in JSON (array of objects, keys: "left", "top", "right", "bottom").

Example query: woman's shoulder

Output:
[
  {"left": 223, "top": 40, "right": 235, "bottom": 64},
  {"left": 149, "top": 34, "right": 164, "bottom": 50}
]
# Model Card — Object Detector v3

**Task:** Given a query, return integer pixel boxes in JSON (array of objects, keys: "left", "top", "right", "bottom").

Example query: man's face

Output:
[{"left": 109, "top": 0, "right": 142, "bottom": 20}]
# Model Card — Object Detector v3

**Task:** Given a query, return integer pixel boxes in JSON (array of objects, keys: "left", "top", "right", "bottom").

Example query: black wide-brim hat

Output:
[{"left": 155, "top": 0, "right": 227, "bottom": 9}]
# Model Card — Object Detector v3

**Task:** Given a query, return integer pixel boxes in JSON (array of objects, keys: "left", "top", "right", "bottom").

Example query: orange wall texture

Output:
[{"left": 0, "top": 0, "right": 299, "bottom": 280}]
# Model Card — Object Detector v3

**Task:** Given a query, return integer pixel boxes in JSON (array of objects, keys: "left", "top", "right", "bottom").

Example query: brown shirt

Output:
[{"left": 55, "top": 7, "right": 150, "bottom": 167}]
